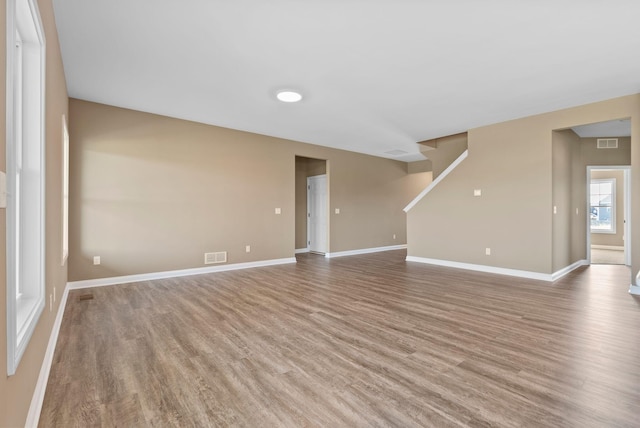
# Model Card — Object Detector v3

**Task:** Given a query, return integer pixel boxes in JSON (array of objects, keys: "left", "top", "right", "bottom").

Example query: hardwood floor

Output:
[{"left": 40, "top": 251, "right": 640, "bottom": 427}]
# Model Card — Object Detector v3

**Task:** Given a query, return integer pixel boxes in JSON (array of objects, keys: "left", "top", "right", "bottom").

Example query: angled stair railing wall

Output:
[{"left": 404, "top": 132, "right": 468, "bottom": 212}]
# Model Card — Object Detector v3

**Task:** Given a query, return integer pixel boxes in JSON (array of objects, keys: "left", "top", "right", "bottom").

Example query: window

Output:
[
  {"left": 590, "top": 178, "right": 616, "bottom": 234},
  {"left": 6, "top": 0, "right": 46, "bottom": 376},
  {"left": 62, "top": 116, "right": 69, "bottom": 265}
]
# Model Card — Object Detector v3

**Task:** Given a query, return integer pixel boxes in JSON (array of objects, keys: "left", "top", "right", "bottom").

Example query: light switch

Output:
[
  {"left": 335, "top": 208, "right": 340, "bottom": 214},
  {"left": 473, "top": 189, "right": 482, "bottom": 197},
  {"left": 275, "top": 208, "right": 281, "bottom": 214},
  {"left": 553, "top": 206, "right": 557, "bottom": 214}
]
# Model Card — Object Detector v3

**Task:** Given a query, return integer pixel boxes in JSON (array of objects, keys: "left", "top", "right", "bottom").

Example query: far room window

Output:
[
  {"left": 6, "top": 0, "right": 46, "bottom": 376},
  {"left": 590, "top": 178, "right": 615, "bottom": 234}
]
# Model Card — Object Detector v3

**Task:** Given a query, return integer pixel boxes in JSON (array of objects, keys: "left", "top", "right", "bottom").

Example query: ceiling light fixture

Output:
[{"left": 276, "top": 90, "right": 303, "bottom": 103}]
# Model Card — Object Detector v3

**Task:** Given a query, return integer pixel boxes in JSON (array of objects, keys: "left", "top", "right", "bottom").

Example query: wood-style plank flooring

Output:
[{"left": 40, "top": 251, "right": 640, "bottom": 427}]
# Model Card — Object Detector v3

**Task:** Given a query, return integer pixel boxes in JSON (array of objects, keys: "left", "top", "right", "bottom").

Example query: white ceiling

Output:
[
  {"left": 52, "top": 0, "right": 640, "bottom": 162},
  {"left": 572, "top": 119, "right": 631, "bottom": 138}
]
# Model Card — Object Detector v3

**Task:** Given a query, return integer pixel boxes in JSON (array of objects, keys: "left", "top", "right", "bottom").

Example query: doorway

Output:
[
  {"left": 587, "top": 166, "right": 630, "bottom": 265},
  {"left": 295, "top": 156, "right": 328, "bottom": 254}
]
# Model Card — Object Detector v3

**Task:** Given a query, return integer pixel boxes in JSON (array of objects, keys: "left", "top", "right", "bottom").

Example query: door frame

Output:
[{"left": 586, "top": 165, "right": 631, "bottom": 265}]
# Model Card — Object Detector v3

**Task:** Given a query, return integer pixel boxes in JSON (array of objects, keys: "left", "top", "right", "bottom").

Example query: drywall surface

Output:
[
  {"left": 407, "top": 94, "right": 640, "bottom": 277},
  {"left": 69, "top": 100, "right": 428, "bottom": 280}
]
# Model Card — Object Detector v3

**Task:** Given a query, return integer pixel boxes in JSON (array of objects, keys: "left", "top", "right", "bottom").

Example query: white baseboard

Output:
[
  {"left": 629, "top": 285, "right": 640, "bottom": 295},
  {"left": 25, "top": 284, "right": 71, "bottom": 428},
  {"left": 67, "top": 257, "right": 297, "bottom": 290},
  {"left": 406, "top": 256, "right": 588, "bottom": 282},
  {"left": 295, "top": 248, "right": 309, "bottom": 254},
  {"left": 591, "top": 245, "right": 624, "bottom": 250},
  {"left": 551, "top": 260, "right": 589, "bottom": 281},
  {"left": 325, "top": 245, "right": 407, "bottom": 259}
]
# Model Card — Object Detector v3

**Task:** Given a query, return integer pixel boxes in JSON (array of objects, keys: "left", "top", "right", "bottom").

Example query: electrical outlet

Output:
[
  {"left": 335, "top": 208, "right": 340, "bottom": 214},
  {"left": 93, "top": 256, "right": 101, "bottom": 265},
  {"left": 474, "top": 189, "right": 482, "bottom": 196},
  {"left": 393, "top": 234, "right": 396, "bottom": 240},
  {"left": 246, "top": 245, "right": 251, "bottom": 253},
  {"left": 275, "top": 207, "right": 281, "bottom": 214},
  {"left": 485, "top": 247, "right": 491, "bottom": 256}
]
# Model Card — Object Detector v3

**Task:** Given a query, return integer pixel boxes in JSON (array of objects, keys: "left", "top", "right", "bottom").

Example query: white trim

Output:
[
  {"left": 25, "top": 283, "right": 70, "bottom": 428},
  {"left": 295, "top": 248, "right": 309, "bottom": 254},
  {"left": 67, "top": 258, "right": 297, "bottom": 290},
  {"left": 629, "top": 285, "right": 640, "bottom": 296},
  {"left": 406, "top": 256, "right": 588, "bottom": 282},
  {"left": 325, "top": 245, "right": 407, "bottom": 259},
  {"left": 586, "top": 165, "right": 631, "bottom": 265},
  {"left": 590, "top": 177, "right": 616, "bottom": 234},
  {"left": 403, "top": 150, "right": 468, "bottom": 212},
  {"left": 624, "top": 168, "right": 631, "bottom": 266},
  {"left": 61, "top": 115, "right": 69, "bottom": 266},
  {"left": 6, "top": 0, "right": 47, "bottom": 377},
  {"left": 591, "top": 245, "right": 624, "bottom": 251},
  {"left": 551, "top": 259, "right": 589, "bottom": 281}
]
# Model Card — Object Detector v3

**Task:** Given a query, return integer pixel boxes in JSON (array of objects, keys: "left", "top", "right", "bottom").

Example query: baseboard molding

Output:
[
  {"left": 406, "top": 256, "right": 553, "bottom": 281},
  {"left": 551, "top": 259, "right": 589, "bottom": 281},
  {"left": 591, "top": 245, "right": 624, "bottom": 251},
  {"left": 629, "top": 285, "right": 640, "bottom": 296},
  {"left": 325, "top": 245, "right": 407, "bottom": 259},
  {"left": 406, "top": 256, "right": 586, "bottom": 282},
  {"left": 25, "top": 284, "right": 71, "bottom": 428},
  {"left": 295, "top": 248, "right": 309, "bottom": 254},
  {"left": 67, "top": 257, "right": 297, "bottom": 290}
]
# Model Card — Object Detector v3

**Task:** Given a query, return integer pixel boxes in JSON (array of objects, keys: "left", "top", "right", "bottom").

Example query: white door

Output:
[{"left": 307, "top": 175, "right": 327, "bottom": 254}]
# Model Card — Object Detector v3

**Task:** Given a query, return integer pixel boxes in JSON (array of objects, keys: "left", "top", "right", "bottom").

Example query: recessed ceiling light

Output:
[{"left": 276, "top": 90, "right": 303, "bottom": 103}]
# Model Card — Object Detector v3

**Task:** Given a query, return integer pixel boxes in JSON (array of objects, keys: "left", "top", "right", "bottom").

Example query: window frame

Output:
[
  {"left": 62, "top": 115, "right": 69, "bottom": 266},
  {"left": 590, "top": 178, "right": 616, "bottom": 235},
  {"left": 6, "top": 0, "right": 46, "bottom": 376}
]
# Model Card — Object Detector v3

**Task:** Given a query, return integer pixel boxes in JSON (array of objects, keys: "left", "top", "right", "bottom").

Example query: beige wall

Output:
[
  {"left": 582, "top": 137, "right": 631, "bottom": 165},
  {"left": 407, "top": 94, "right": 640, "bottom": 277},
  {"left": 0, "top": 0, "right": 68, "bottom": 426},
  {"left": 69, "top": 100, "right": 428, "bottom": 281},
  {"left": 420, "top": 133, "right": 468, "bottom": 179},
  {"left": 552, "top": 130, "right": 577, "bottom": 271},
  {"left": 551, "top": 132, "right": 630, "bottom": 271},
  {"left": 591, "top": 169, "right": 626, "bottom": 247},
  {"left": 574, "top": 136, "right": 630, "bottom": 251},
  {"left": 295, "top": 157, "right": 327, "bottom": 250},
  {"left": 570, "top": 132, "right": 587, "bottom": 264}
]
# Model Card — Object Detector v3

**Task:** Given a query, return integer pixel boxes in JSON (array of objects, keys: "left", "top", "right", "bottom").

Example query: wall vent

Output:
[
  {"left": 204, "top": 251, "right": 227, "bottom": 264},
  {"left": 597, "top": 138, "right": 618, "bottom": 149}
]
